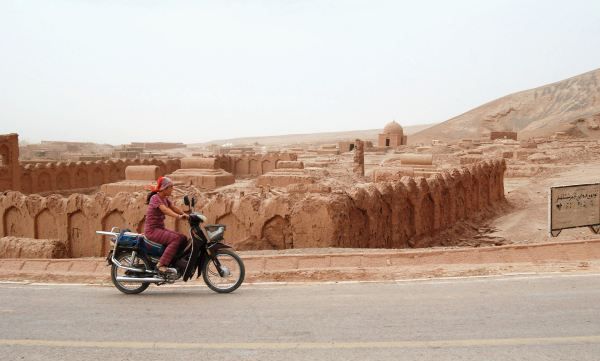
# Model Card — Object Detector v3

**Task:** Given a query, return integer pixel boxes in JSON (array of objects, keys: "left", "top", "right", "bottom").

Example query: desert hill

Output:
[
  {"left": 411, "top": 68, "right": 600, "bottom": 144},
  {"left": 195, "top": 123, "right": 434, "bottom": 147}
]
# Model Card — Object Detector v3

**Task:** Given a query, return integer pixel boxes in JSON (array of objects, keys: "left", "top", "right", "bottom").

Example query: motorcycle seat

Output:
[{"left": 142, "top": 236, "right": 165, "bottom": 257}]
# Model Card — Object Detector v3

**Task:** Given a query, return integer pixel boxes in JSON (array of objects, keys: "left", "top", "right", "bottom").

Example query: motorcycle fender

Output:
[{"left": 207, "top": 242, "right": 232, "bottom": 254}]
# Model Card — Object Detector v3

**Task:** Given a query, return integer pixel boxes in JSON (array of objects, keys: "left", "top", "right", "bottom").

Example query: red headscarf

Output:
[{"left": 147, "top": 176, "right": 173, "bottom": 193}]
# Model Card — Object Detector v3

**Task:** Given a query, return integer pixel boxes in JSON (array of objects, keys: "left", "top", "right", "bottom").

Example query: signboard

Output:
[{"left": 549, "top": 183, "right": 600, "bottom": 237}]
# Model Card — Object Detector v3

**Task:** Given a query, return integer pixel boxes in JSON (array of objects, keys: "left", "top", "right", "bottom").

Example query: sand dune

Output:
[{"left": 411, "top": 68, "right": 600, "bottom": 143}]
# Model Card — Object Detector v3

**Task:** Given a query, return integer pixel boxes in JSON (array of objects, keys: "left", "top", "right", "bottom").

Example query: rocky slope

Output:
[{"left": 411, "top": 68, "right": 600, "bottom": 143}]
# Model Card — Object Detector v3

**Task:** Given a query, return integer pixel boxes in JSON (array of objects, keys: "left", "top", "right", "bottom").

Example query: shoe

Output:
[{"left": 156, "top": 266, "right": 177, "bottom": 275}]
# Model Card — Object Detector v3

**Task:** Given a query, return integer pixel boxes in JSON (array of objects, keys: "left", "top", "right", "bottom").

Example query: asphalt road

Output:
[{"left": 1, "top": 273, "right": 599, "bottom": 361}]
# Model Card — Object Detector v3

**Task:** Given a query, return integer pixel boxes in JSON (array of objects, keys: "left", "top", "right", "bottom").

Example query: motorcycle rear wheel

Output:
[
  {"left": 202, "top": 249, "right": 245, "bottom": 293},
  {"left": 111, "top": 252, "right": 151, "bottom": 294}
]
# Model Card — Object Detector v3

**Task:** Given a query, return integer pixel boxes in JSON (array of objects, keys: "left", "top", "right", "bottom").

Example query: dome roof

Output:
[{"left": 383, "top": 121, "right": 404, "bottom": 134}]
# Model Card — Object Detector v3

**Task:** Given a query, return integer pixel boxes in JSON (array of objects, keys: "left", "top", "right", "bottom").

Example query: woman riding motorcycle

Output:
[{"left": 145, "top": 176, "right": 188, "bottom": 275}]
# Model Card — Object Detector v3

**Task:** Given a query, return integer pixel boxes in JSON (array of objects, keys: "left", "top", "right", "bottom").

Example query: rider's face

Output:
[{"left": 160, "top": 185, "right": 173, "bottom": 196}]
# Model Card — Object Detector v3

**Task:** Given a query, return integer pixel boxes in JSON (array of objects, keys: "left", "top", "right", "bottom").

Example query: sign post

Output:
[{"left": 549, "top": 183, "right": 600, "bottom": 237}]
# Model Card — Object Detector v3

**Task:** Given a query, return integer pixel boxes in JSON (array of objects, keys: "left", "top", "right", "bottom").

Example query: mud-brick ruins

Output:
[
  {"left": 0, "top": 122, "right": 509, "bottom": 259},
  {"left": 5, "top": 64, "right": 600, "bottom": 262}
]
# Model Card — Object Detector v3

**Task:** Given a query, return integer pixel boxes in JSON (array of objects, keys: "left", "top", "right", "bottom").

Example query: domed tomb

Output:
[
  {"left": 383, "top": 121, "right": 404, "bottom": 135},
  {"left": 378, "top": 121, "right": 407, "bottom": 147}
]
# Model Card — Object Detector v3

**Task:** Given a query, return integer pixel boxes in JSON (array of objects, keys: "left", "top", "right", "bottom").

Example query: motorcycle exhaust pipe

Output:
[{"left": 115, "top": 276, "right": 164, "bottom": 283}]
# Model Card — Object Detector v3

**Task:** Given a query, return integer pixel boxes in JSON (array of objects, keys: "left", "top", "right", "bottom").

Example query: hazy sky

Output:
[{"left": 1, "top": 0, "right": 600, "bottom": 145}]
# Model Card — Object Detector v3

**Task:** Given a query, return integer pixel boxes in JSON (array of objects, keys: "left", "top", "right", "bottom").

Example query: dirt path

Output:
[{"left": 489, "top": 160, "right": 600, "bottom": 244}]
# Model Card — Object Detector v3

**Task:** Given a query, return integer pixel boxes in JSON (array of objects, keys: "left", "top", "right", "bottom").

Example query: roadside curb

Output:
[
  {"left": 240, "top": 239, "right": 600, "bottom": 271},
  {"left": 1, "top": 239, "right": 599, "bottom": 283}
]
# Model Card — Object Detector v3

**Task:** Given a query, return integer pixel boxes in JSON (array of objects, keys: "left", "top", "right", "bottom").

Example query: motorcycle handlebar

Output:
[{"left": 188, "top": 213, "right": 207, "bottom": 224}]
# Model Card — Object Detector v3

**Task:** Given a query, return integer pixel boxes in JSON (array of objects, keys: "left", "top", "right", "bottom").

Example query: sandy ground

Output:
[{"left": 489, "top": 160, "right": 600, "bottom": 243}]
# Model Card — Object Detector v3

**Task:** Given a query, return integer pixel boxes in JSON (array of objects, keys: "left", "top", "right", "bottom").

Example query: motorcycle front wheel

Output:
[
  {"left": 202, "top": 249, "right": 245, "bottom": 293},
  {"left": 111, "top": 252, "right": 151, "bottom": 295}
]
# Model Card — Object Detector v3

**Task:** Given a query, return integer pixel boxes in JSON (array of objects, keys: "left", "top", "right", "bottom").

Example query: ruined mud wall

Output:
[
  {"left": 0, "top": 191, "right": 150, "bottom": 257},
  {"left": 490, "top": 131, "right": 518, "bottom": 141},
  {"left": 0, "top": 159, "right": 505, "bottom": 257},
  {"left": 0, "top": 134, "right": 20, "bottom": 192},
  {"left": 214, "top": 153, "right": 298, "bottom": 177},
  {"left": 11, "top": 159, "right": 181, "bottom": 194},
  {"left": 198, "top": 159, "right": 506, "bottom": 250},
  {"left": 335, "top": 159, "right": 506, "bottom": 248}
]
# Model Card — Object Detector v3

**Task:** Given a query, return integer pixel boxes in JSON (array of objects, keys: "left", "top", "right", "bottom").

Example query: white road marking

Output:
[{"left": 1, "top": 335, "right": 600, "bottom": 350}]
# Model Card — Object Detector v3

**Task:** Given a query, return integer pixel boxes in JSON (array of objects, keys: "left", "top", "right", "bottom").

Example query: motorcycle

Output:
[{"left": 96, "top": 195, "right": 245, "bottom": 294}]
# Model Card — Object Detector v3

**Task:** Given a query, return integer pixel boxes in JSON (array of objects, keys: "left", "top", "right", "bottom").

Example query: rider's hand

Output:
[{"left": 179, "top": 213, "right": 189, "bottom": 220}]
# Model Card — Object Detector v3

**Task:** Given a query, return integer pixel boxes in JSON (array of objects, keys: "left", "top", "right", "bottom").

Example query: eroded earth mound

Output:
[{"left": 411, "top": 68, "right": 600, "bottom": 143}]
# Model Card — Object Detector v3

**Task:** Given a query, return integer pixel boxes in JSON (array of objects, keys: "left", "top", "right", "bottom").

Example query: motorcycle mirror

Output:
[
  {"left": 183, "top": 195, "right": 190, "bottom": 206},
  {"left": 191, "top": 197, "right": 196, "bottom": 207}
]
